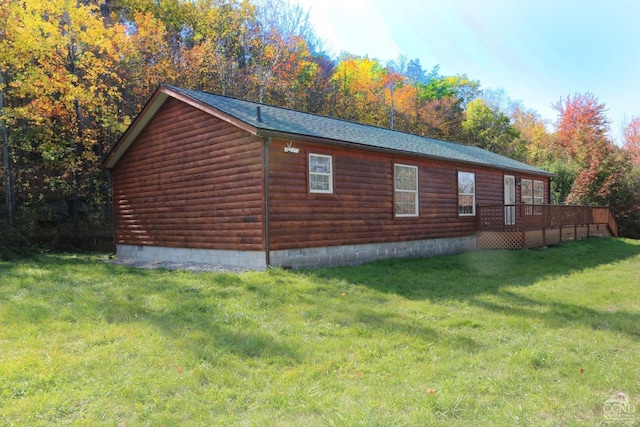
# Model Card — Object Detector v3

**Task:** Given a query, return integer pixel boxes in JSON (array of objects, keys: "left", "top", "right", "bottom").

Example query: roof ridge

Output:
[
  {"left": 165, "top": 85, "right": 470, "bottom": 148},
  {"left": 161, "top": 85, "right": 551, "bottom": 176}
]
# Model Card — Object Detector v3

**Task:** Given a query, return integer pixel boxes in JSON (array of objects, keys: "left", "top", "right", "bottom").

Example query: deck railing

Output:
[{"left": 477, "top": 204, "right": 618, "bottom": 249}]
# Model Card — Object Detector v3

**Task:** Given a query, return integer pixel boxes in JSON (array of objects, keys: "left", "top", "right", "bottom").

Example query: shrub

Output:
[{"left": 0, "top": 220, "right": 33, "bottom": 260}]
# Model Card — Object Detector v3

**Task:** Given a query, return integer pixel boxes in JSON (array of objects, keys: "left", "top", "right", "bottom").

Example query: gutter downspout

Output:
[{"left": 263, "top": 137, "right": 272, "bottom": 268}]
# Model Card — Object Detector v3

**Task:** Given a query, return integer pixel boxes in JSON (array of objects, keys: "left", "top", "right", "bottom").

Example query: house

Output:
[{"left": 102, "top": 85, "right": 556, "bottom": 269}]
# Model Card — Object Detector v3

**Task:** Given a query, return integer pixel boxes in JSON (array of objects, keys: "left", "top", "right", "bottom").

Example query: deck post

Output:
[{"left": 521, "top": 204, "right": 526, "bottom": 249}]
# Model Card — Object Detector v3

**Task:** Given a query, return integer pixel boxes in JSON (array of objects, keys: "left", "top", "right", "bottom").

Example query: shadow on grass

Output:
[
  {"left": 304, "top": 238, "right": 640, "bottom": 339},
  {"left": 306, "top": 238, "right": 640, "bottom": 301},
  {"left": 470, "top": 290, "right": 640, "bottom": 340},
  {"left": 0, "top": 254, "right": 302, "bottom": 364}
]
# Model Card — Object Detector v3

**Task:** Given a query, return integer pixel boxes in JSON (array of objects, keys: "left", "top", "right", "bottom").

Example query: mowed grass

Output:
[{"left": 1, "top": 239, "right": 639, "bottom": 426}]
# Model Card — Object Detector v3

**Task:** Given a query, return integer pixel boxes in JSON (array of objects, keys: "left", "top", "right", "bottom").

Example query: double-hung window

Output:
[
  {"left": 521, "top": 179, "right": 533, "bottom": 204},
  {"left": 458, "top": 171, "right": 476, "bottom": 216},
  {"left": 394, "top": 164, "right": 418, "bottom": 217},
  {"left": 309, "top": 153, "right": 333, "bottom": 193},
  {"left": 533, "top": 180, "right": 544, "bottom": 205},
  {"left": 521, "top": 179, "right": 544, "bottom": 214}
]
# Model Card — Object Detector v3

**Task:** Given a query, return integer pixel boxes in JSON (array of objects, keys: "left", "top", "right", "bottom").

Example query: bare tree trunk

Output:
[
  {"left": 1, "top": 72, "right": 13, "bottom": 225},
  {"left": 65, "top": 7, "right": 82, "bottom": 233}
]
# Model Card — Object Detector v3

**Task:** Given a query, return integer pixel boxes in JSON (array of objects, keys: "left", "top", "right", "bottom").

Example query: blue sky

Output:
[{"left": 294, "top": 0, "right": 640, "bottom": 142}]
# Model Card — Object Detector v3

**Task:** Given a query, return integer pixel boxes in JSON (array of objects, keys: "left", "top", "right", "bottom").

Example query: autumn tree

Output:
[
  {"left": 119, "top": 11, "right": 179, "bottom": 116},
  {"left": 623, "top": 116, "right": 640, "bottom": 169},
  {"left": 616, "top": 117, "right": 640, "bottom": 237},
  {"left": 0, "top": 0, "right": 127, "bottom": 245},
  {"left": 553, "top": 93, "right": 622, "bottom": 206},
  {"left": 184, "top": 0, "right": 255, "bottom": 97},
  {"left": 511, "top": 107, "right": 556, "bottom": 164},
  {"left": 0, "top": 0, "right": 12, "bottom": 224},
  {"left": 330, "top": 55, "right": 389, "bottom": 125},
  {"left": 249, "top": 0, "right": 313, "bottom": 103}
]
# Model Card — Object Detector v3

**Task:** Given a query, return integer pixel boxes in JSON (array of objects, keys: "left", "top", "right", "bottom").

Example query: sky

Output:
[{"left": 293, "top": 0, "right": 640, "bottom": 142}]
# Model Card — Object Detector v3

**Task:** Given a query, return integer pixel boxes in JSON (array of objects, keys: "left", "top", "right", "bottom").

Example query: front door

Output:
[{"left": 504, "top": 175, "right": 516, "bottom": 225}]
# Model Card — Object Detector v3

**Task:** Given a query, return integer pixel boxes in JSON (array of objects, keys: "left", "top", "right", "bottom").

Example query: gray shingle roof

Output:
[{"left": 167, "top": 85, "right": 551, "bottom": 176}]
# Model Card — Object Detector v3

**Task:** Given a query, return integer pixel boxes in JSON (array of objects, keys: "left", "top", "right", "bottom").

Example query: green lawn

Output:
[{"left": 1, "top": 238, "right": 639, "bottom": 426}]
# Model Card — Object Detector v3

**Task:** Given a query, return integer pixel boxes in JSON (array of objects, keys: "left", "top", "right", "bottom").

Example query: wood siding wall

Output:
[
  {"left": 267, "top": 139, "right": 550, "bottom": 250},
  {"left": 111, "top": 98, "right": 265, "bottom": 251}
]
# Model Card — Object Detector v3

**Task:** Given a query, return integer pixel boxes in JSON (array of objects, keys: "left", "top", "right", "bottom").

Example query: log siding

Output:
[
  {"left": 266, "top": 139, "right": 549, "bottom": 251},
  {"left": 111, "top": 98, "right": 265, "bottom": 251},
  {"left": 105, "top": 86, "right": 555, "bottom": 267}
]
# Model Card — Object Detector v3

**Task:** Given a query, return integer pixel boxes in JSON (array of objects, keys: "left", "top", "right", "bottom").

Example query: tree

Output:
[
  {"left": 553, "top": 93, "right": 609, "bottom": 161},
  {"left": 185, "top": 0, "right": 255, "bottom": 97},
  {"left": 120, "top": 11, "right": 179, "bottom": 114},
  {"left": 418, "top": 74, "right": 480, "bottom": 108},
  {"left": 411, "top": 96, "right": 464, "bottom": 142},
  {"left": 462, "top": 99, "right": 521, "bottom": 158},
  {"left": 0, "top": 0, "right": 127, "bottom": 244},
  {"left": 1, "top": 72, "right": 12, "bottom": 225},
  {"left": 249, "top": 0, "right": 313, "bottom": 103},
  {"left": 330, "top": 55, "right": 388, "bottom": 125},
  {"left": 511, "top": 107, "right": 557, "bottom": 165},
  {"left": 623, "top": 116, "right": 640, "bottom": 169},
  {"left": 0, "top": 1, "right": 12, "bottom": 224},
  {"left": 553, "top": 93, "right": 620, "bottom": 205}
]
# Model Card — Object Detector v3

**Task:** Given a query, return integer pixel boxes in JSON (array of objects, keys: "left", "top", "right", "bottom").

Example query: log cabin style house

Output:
[{"left": 102, "top": 85, "right": 556, "bottom": 269}]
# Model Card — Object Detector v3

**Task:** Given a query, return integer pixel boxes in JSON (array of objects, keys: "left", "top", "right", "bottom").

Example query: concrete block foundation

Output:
[
  {"left": 117, "top": 235, "right": 477, "bottom": 271},
  {"left": 269, "top": 235, "right": 477, "bottom": 269}
]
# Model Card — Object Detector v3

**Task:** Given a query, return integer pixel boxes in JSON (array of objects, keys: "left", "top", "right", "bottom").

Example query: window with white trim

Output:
[
  {"left": 394, "top": 164, "right": 419, "bottom": 217},
  {"left": 458, "top": 171, "right": 476, "bottom": 216},
  {"left": 521, "top": 179, "right": 533, "bottom": 204},
  {"left": 309, "top": 153, "right": 333, "bottom": 193},
  {"left": 521, "top": 179, "right": 544, "bottom": 205},
  {"left": 533, "top": 180, "right": 544, "bottom": 205},
  {"left": 521, "top": 179, "right": 544, "bottom": 214}
]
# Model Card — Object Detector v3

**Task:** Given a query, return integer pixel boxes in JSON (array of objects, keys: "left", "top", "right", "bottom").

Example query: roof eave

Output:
[{"left": 256, "top": 129, "right": 554, "bottom": 177}]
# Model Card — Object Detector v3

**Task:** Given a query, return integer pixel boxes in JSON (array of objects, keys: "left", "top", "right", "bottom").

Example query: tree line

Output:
[{"left": 1, "top": 0, "right": 639, "bottom": 255}]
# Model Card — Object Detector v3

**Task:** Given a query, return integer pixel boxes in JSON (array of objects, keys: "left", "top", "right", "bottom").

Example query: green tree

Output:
[{"left": 462, "top": 99, "right": 521, "bottom": 158}]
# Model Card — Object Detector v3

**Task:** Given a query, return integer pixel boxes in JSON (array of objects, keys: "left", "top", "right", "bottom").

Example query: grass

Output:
[{"left": 1, "top": 238, "right": 639, "bottom": 426}]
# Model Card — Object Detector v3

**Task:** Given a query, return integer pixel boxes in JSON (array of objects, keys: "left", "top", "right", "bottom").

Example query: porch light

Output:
[
  {"left": 284, "top": 141, "right": 299, "bottom": 153},
  {"left": 516, "top": 178, "right": 522, "bottom": 186}
]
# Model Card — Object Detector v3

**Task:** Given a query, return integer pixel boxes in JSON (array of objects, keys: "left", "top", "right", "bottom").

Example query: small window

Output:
[
  {"left": 458, "top": 171, "right": 476, "bottom": 216},
  {"left": 309, "top": 153, "right": 333, "bottom": 193},
  {"left": 394, "top": 164, "right": 418, "bottom": 217}
]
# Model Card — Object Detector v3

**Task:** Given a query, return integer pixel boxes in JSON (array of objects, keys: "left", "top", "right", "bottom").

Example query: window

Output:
[
  {"left": 520, "top": 179, "right": 533, "bottom": 204},
  {"left": 309, "top": 153, "right": 333, "bottom": 193},
  {"left": 521, "top": 179, "right": 544, "bottom": 205},
  {"left": 533, "top": 180, "right": 544, "bottom": 205},
  {"left": 394, "top": 164, "right": 418, "bottom": 217},
  {"left": 521, "top": 179, "right": 544, "bottom": 214},
  {"left": 458, "top": 171, "right": 476, "bottom": 216}
]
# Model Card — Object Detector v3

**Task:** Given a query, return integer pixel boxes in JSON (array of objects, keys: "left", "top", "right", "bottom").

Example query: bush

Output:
[{"left": 0, "top": 220, "right": 34, "bottom": 260}]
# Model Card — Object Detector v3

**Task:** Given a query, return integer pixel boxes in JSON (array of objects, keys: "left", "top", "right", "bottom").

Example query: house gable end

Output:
[
  {"left": 111, "top": 96, "right": 266, "bottom": 252},
  {"left": 102, "top": 85, "right": 260, "bottom": 170}
]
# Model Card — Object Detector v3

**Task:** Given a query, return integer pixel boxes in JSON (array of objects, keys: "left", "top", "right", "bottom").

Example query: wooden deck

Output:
[{"left": 477, "top": 204, "right": 618, "bottom": 249}]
